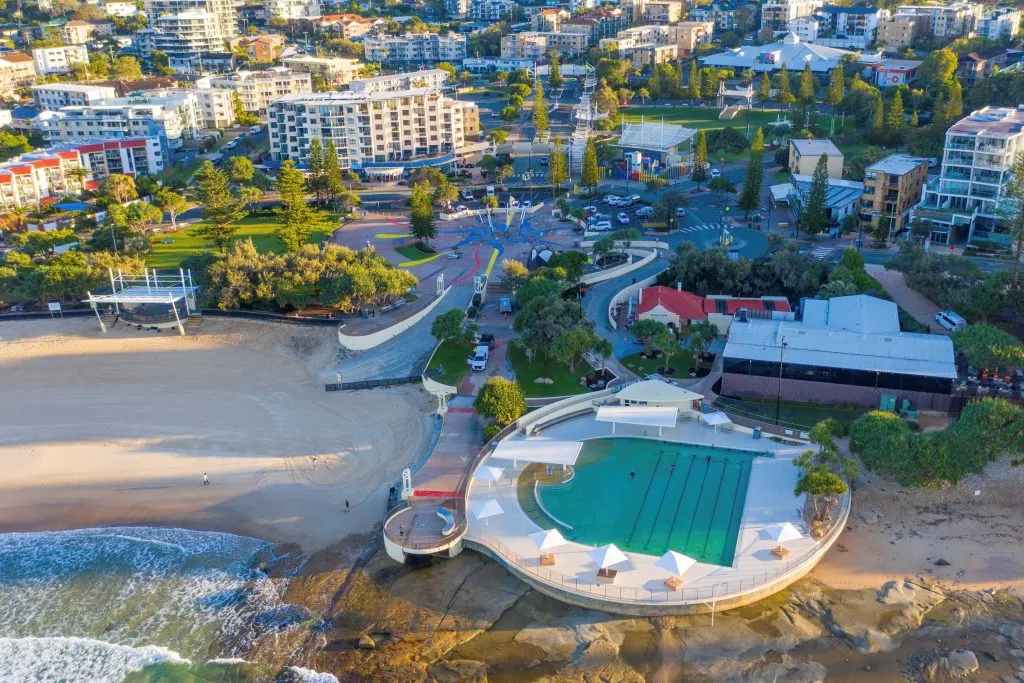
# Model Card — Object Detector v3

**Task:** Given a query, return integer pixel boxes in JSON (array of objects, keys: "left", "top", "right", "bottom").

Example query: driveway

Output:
[{"left": 866, "top": 264, "right": 945, "bottom": 334}]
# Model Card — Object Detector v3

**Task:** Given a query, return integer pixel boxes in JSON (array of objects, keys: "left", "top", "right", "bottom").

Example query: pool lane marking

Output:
[
  {"left": 643, "top": 452, "right": 680, "bottom": 551},
  {"left": 709, "top": 461, "right": 749, "bottom": 563},
  {"left": 687, "top": 460, "right": 729, "bottom": 554},
  {"left": 698, "top": 461, "right": 737, "bottom": 560},
  {"left": 625, "top": 449, "right": 665, "bottom": 548},
  {"left": 660, "top": 454, "right": 697, "bottom": 553},
  {"left": 680, "top": 457, "right": 714, "bottom": 552}
]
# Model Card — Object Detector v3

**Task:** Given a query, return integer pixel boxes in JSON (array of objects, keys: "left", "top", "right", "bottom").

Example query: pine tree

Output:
[
  {"left": 409, "top": 181, "right": 437, "bottom": 246},
  {"left": 871, "top": 97, "right": 884, "bottom": 132},
  {"left": 581, "top": 137, "right": 600, "bottom": 193},
  {"left": 323, "top": 140, "right": 344, "bottom": 208},
  {"left": 799, "top": 61, "right": 816, "bottom": 102},
  {"left": 192, "top": 161, "right": 248, "bottom": 252},
  {"left": 307, "top": 137, "right": 325, "bottom": 205},
  {"left": 549, "top": 51, "right": 563, "bottom": 90},
  {"left": 692, "top": 129, "right": 709, "bottom": 189},
  {"left": 886, "top": 89, "right": 905, "bottom": 131},
  {"left": 800, "top": 154, "right": 830, "bottom": 236},
  {"left": 944, "top": 79, "right": 963, "bottom": 124},
  {"left": 688, "top": 61, "right": 701, "bottom": 100},
  {"left": 737, "top": 128, "right": 764, "bottom": 217},
  {"left": 549, "top": 135, "right": 568, "bottom": 194},
  {"left": 275, "top": 160, "right": 329, "bottom": 252},
  {"left": 824, "top": 67, "right": 844, "bottom": 107},
  {"left": 701, "top": 67, "right": 718, "bottom": 101},
  {"left": 776, "top": 64, "right": 794, "bottom": 106},
  {"left": 532, "top": 78, "right": 549, "bottom": 134},
  {"left": 757, "top": 72, "right": 770, "bottom": 109},
  {"left": 910, "top": 110, "right": 919, "bottom": 127}
]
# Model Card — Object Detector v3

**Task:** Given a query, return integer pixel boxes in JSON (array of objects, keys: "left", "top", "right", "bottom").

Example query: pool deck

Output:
[{"left": 464, "top": 417, "right": 839, "bottom": 607}]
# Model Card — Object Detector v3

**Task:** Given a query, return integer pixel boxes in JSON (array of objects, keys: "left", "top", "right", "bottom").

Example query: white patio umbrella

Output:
[
  {"left": 655, "top": 550, "right": 697, "bottom": 577},
  {"left": 530, "top": 528, "right": 568, "bottom": 552},
  {"left": 474, "top": 465, "right": 504, "bottom": 491},
  {"left": 763, "top": 522, "right": 804, "bottom": 543},
  {"left": 589, "top": 543, "right": 628, "bottom": 570},
  {"left": 469, "top": 498, "right": 504, "bottom": 526}
]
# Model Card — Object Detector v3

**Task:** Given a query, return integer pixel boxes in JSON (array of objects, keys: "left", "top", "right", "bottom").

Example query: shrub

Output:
[
  {"left": 466, "top": 305, "right": 478, "bottom": 318},
  {"left": 474, "top": 377, "right": 526, "bottom": 426},
  {"left": 482, "top": 423, "right": 502, "bottom": 442}
]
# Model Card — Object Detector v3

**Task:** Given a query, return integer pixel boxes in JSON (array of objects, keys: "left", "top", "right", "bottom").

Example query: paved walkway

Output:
[{"left": 866, "top": 264, "right": 945, "bottom": 334}]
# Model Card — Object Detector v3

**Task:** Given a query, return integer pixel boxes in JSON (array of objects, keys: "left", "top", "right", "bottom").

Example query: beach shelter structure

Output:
[
  {"left": 530, "top": 528, "right": 568, "bottom": 566},
  {"left": 701, "top": 411, "right": 732, "bottom": 431},
  {"left": 469, "top": 498, "right": 504, "bottom": 526},
  {"left": 764, "top": 522, "right": 803, "bottom": 559},
  {"left": 595, "top": 405, "right": 678, "bottom": 436},
  {"left": 656, "top": 550, "right": 697, "bottom": 591}
]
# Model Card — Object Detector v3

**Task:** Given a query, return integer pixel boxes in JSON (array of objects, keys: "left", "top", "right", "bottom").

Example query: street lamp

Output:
[{"left": 775, "top": 337, "right": 787, "bottom": 426}]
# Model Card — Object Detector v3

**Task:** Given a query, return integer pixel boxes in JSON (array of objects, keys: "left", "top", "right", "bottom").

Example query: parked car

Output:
[
  {"left": 591, "top": 221, "right": 612, "bottom": 232},
  {"left": 522, "top": 200, "right": 532, "bottom": 208},
  {"left": 584, "top": 205, "right": 598, "bottom": 215},
  {"left": 676, "top": 207, "right": 687, "bottom": 216},
  {"left": 710, "top": 168, "right": 721, "bottom": 178},
  {"left": 635, "top": 206, "right": 654, "bottom": 217},
  {"left": 456, "top": 204, "right": 468, "bottom": 212},
  {"left": 447, "top": 250, "right": 463, "bottom": 259},
  {"left": 616, "top": 212, "right": 630, "bottom": 224},
  {"left": 467, "top": 345, "right": 490, "bottom": 371},
  {"left": 462, "top": 190, "right": 474, "bottom": 201},
  {"left": 935, "top": 310, "right": 967, "bottom": 331}
]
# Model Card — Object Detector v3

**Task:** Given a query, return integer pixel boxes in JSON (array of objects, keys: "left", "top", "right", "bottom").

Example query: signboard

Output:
[{"left": 47, "top": 302, "right": 62, "bottom": 318}]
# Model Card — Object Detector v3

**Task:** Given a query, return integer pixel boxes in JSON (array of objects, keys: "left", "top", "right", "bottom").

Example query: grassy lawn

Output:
[
  {"left": 146, "top": 215, "right": 331, "bottom": 269},
  {"left": 837, "top": 142, "right": 870, "bottom": 158},
  {"left": 507, "top": 345, "right": 591, "bottom": 398},
  {"left": 621, "top": 350, "right": 696, "bottom": 378},
  {"left": 773, "top": 170, "right": 791, "bottom": 183},
  {"left": 161, "top": 158, "right": 203, "bottom": 188},
  {"left": 713, "top": 396, "right": 866, "bottom": 431},
  {"left": 424, "top": 338, "right": 471, "bottom": 387},
  {"left": 623, "top": 106, "right": 784, "bottom": 134},
  {"left": 395, "top": 242, "right": 435, "bottom": 261}
]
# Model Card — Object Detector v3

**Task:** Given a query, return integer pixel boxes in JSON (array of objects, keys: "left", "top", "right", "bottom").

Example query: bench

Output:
[
  {"left": 596, "top": 568, "right": 618, "bottom": 583},
  {"left": 770, "top": 545, "right": 790, "bottom": 560},
  {"left": 437, "top": 507, "right": 456, "bottom": 537},
  {"left": 664, "top": 576, "right": 684, "bottom": 591},
  {"left": 539, "top": 552, "right": 556, "bottom": 566}
]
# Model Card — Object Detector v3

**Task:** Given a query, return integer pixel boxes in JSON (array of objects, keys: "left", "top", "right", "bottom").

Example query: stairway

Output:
[{"left": 184, "top": 315, "right": 203, "bottom": 332}]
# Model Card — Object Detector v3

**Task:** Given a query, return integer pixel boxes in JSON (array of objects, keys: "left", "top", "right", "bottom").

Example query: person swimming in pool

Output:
[
  {"left": 706, "top": 455, "right": 712, "bottom": 464},
  {"left": 630, "top": 471, "right": 635, "bottom": 479}
]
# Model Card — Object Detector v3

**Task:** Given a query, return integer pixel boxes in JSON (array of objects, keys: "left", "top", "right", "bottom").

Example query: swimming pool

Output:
[{"left": 533, "top": 438, "right": 756, "bottom": 566}]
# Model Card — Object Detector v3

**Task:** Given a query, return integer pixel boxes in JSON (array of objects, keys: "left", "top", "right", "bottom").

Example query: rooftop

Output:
[
  {"left": 866, "top": 153, "right": 929, "bottom": 176},
  {"left": 801, "top": 294, "right": 899, "bottom": 334},
  {"left": 618, "top": 121, "right": 697, "bottom": 151},
  {"left": 791, "top": 138, "right": 842, "bottom": 158},
  {"left": 700, "top": 33, "right": 853, "bottom": 72},
  {"left": 637, "top": 285, "right": 707, "bottom": 319},
  {"left": 790, "top": 174, "right": 864, "bottom": 209},
  {"left": 949, "top": 107, "right": 1024, "bottom": 137}
]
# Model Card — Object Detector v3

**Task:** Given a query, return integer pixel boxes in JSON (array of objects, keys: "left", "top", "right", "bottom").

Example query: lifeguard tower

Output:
[{"left": 83, "top": 268, "right": 200, "bottom": 335}]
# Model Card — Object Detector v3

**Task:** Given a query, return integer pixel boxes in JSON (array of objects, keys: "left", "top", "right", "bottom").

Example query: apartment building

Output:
[
  {"left": 32, "top": 45, "right": 89, "bottom": 76},
  {"left": 470, "top": 0, "right": 514, "bottom": 21},
  {"left": 628, "top": 43, "right": 679, "bottom": 67},
  {"left": 143, "top": 0, "right": 237, "bottom": 72},
  {"left": 0, "top": 53, "right": 38, "bottom": 98},
  {"left": 762, "top": 0, "right": 821, "bottom": 34},
  {"left": 956, "top": 47, "right": 1012, "bottom": 87},
  {"left": 52, "top": 96, "right": 202, "bottom": 153},
  {"left": 690, "top": 2, "right": 745, "bottom": 31},
  {"left": 876, "top": 14, "right": 928, "bottom": 50},
  {"left": 445, "top": 0, "right": 468, "bottom": 18},
  {"left": 32, "top": 84, "right": 118, "bottom": 111},
  {"left": 916, "top": 107, "right": 1024, "bottom": 246},
  {"left": 206, "top": 69, "right": 312, "bottom": 114},
  {"left": 267, "top": 88, "right": 479, "bottom": 176},
  {"left": 266, "top": 0, "right": 321, "bottom": 20},
  {"left": 307, "top": 14, "right": 385, "bottom": 39},
  {"left": 859, "top": 153, "right": 929, "bottom": 240},
  {"left": 462, "top": 57, "right": 534, "bottom": 75},
  {"left": 363, "top": 33, "right": 467, "bottom": 64},
  {"left": 231, "top": 34, "right": 286, "bottom": 62},
  {"left": 978, "top": 7, "right": 1021, "bottom": 40},
  {"left": 893, "top": 3, "right": 982, "bottom": 39},
  {"left": 576, "top": 7, "right": 630, "bottom": 41},
  {"left": 802, "top": 6, "right": 886, "bottom": 50},
  {"left": 61, "top": 20, "right": 98, "bottom": 45},
  {"left": 532, "top": 8, "right": 570, "bottom": 32},
  {"left": 671, "top": 21, "right": 715, "bottom": 56},
  {"left": 500, "top": 31, "right": 589, "bottom": 59},
  {"left": 789, "top": 139, "right": 843, "bottom": 178},
  {"left": 103, "top": 0, "right": 142, "bottom": 17},
  {"left": 282, "top": 56, "right": 363, "bottom": 86},
  {"left": 641, "top": 0, "right": 683, "bottom": 24},
  {"left": 349, "top": 69, "right": 450, "bottom": 94}
]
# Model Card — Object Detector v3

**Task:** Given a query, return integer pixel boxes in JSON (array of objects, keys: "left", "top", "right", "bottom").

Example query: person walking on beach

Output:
[
  {"left": 344, "top": 499, "right": 350, "bottom": 512},
  {"left": 312, "top": 456, "right": 318, "bottom": 469},
  {"left": 203, "top": 473, "right": 209, "bottom": 486}
]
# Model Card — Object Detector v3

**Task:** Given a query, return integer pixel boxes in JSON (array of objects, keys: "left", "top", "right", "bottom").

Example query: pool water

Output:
[{"left": 536, "top": 438, "right": 755, "bottom": 566}]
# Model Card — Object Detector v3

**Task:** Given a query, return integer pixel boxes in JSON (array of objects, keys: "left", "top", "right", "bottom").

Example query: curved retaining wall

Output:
[
  {"left": 581, "top": 250, "right": 657, "bottom": 286},
  {"left": 337, "top": 286, "right": 452, "bottom": 351},
  {"left": 606, "top": 270, "right": 666, "bottom": 330}
]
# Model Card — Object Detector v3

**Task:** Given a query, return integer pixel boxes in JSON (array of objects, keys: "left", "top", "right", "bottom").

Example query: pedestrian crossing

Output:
[
  {"left": 678, "top": 222, "right": 732, "bottom": 234},
  {"left": 808, "top": 246, "right": 834, "bottom": 260}
]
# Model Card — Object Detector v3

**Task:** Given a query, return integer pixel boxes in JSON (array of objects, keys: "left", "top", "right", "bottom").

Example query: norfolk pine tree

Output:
[
  {"left": 409, "top": 181, "right": 437, "bottom": 246},
  {"left": 800, "top": 154, "right": 830, "bottom": 235},
  {"left": 758, "top": 72, "right": 770, "bottom": 109},
  {"left": 549, "top": 136, "right": 568, "bottom": 195},
  {"left": 193, "top": 161, "right": 249, "bottom": 252},
  {"left": 886, "top": 89, "right": 905, "bottom": 133},
  {"left": 275, "top": 160, "right": 330, "bottom": 252},
  {"left": 799, "top": 61, "right": 816, "bottom": 102},
  {"left": 692, "top": 129, "right": 709, "bottom": 189},
  {"left": 307, "top": 137, "right": 326, "bottom": 205},
  {"left": 533, "top": 78, "right": 549, "bottom": 134},
  {"left": 323, "top": 140, "right": 345, "bottom": 208},
  {"left": 737, "top": 128, "right": 764, "bottom": 218},
  {"left": 776, "top": 64, "right": 795, "bottom": 106},
  {"left": 688, "top": 61, "right": 701, "bottom": 100},
  {"left": 549, "top": 51, "right": 563, "bottom": 90},
  {"left": 582, "top": 137, "right": 600, "bottom": 193}
]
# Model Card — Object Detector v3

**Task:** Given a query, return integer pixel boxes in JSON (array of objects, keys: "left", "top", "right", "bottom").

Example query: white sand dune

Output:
[{"left": 0, "top": 318, "right": 433, "bottom": 552}]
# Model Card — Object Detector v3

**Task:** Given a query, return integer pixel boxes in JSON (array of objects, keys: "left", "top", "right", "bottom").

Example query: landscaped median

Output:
[
  {"left": 620, "top": 350, "right": 695, "bottom": 378},
  {"left": 507, "top": 345, "right": 593, "bottom": 399},
  {"left": 395, "top": 241, "right": 444, "bottom": 267}
]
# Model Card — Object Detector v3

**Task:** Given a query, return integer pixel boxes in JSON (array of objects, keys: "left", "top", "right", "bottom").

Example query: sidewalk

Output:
[{"left": 865, "top": 264, "right": 945, "bottom": 333}]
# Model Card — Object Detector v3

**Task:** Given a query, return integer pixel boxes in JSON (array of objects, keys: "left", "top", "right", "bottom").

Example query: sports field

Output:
[
  {"left": 533, "top": 437, "right": 755, "bottom": 565},
  {"left": 622, "top": 106, "right": 786, "bottom": 133}
]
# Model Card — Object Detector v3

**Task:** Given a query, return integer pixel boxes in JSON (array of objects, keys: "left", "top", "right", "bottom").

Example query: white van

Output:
[
  {"left": 486, "top": 185, "right": 495, "bottom": 197},
  {"left": 467, "top": 345, "right": 490, "bottom": 371},
  {"left": 934, "top": 310, "right": 967, "bottom": 332}
]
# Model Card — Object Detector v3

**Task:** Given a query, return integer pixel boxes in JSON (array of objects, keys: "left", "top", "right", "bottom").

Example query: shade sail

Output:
[
  {"left": 655, "top": 550, "right": 697, "bottom": 576},
  {"left": 474, "top": 465, "right": 504, "bottom": 482},
  {"left": 702, "top": 411, "right": 732, "bottom": 427},
  {"left": 763, "top": 522, "right": 803, "bottom": 542},
  {"left": 589, "top": 543, "right": 628, "bottom": 569},
  {"left": 469, "top": 499, "right": 504, "bottom": 521},
  {"left": 489, "top": 440, "right": 584, "bottom": 467},
  {"left": 595, "top": 405, "right": 678, "bottom": 429},
  {"left": 529, "top": 528, "right": 568, "bottom": 552}
]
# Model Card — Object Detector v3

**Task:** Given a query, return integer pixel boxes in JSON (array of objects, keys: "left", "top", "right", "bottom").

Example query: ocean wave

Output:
[
  {"left": 288, "top": 666, "right": 340, "bottom": 683},
  {"left": 0, "top": 636, "right": 189, "bottom": 683}
]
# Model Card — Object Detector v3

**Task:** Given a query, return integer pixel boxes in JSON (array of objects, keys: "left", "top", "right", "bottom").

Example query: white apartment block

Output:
[
  {"left": 52, "top": 94, "right": 205, "bottom": 153},
  {"left": 266, "top": 0, "right": 321, "bottom": 20},
  {"left": 61, "top": 20, "right": 97, "bottom": 45},
  {"left": 363, "top": 33, "right": 467, "bottom": 64},
  {"left": 445, "top": 0, "right": 468, "bottom": 18},
  {"left": 790, "top": 6, "right": 885, "bottom": 49},
  {"left": 205, "top": 69, "right": 312, "bottom": 114},
  {"left": 282, "top": 56, "right": 363, "bottom": 85},
  {"left": 32, "top": 84, "right": 117, "bottom": 111},
  {"left": 915, "top": 107, "right": 1024, "bottom": 246},
  {"left": 144, "top": 0, "right": 237, "bottom": 71},
  {"left": 978, "top": 7, "right": 1021, "bottom": 40},
  {"left": 32, "top": 45, "right": 89, "bottom": 75},
  {"left": 894, "top": 3, "right": 983, "bottom": 39},
  {"left": 349, "top": 68, "right": 449, "bottom": 94},
  {"left": 102, "top": 0, "right": 141, "bottom": 17},
  {"left": 500, "top": 31, "right": 589, "bottom": 59},
  {"left": 267, "top": 88, "right": 479, "bottom": 175},
  {"left": 469, "top": 0, "right": 514, "bottom": 22},
  {"left": 761, "top": 0, "right": 821, "bottom": 34}
]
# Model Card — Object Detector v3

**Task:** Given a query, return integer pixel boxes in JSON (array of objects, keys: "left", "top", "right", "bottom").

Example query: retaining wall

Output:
[
  {"left": 581, "top": 250, "right": 657, "bottom": 286},
  {"left": 337, "top": 286, "right": 453, "bottom": 351},
  {"left": 606, "top": 270, "right": 666, "bottom": 330}
]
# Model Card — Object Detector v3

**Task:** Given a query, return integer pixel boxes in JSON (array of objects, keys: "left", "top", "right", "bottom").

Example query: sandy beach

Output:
[{"left": 0, "top": 317, "right": 433, "bottom": 552}]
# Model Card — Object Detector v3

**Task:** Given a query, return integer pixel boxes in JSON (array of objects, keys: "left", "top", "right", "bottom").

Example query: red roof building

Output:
[{"left": 636, "top": 286, "right": 793, "bottom": 332}]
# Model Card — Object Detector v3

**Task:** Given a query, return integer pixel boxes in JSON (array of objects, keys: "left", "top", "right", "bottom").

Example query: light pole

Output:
[{"left": 775, "top": 338, "right": 787, "bottom": 426}]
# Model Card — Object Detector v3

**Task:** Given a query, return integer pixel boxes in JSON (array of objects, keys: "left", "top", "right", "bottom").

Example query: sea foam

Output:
[{"left": 0, "top": 636, "right": 189, "bottom": 683}]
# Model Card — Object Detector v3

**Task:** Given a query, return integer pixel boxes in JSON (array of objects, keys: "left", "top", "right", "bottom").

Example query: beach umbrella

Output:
[
  {"left": 474, "top": 465, "right": 504, "bottom": 491},
  {"left": 469, "top": 498, "right": 504, "bottom": 526},
  {"left": 589, "top": 543, "right": 628, "bottom": 570},
  {"left": 529, "top": 528, "right": 568, "bottom": 552},
  {"left": 655, "top": 550, "right": 697, "bottom": 577},
  {"left": 763, "top": 522, "right": 803, "bottom": 543}
]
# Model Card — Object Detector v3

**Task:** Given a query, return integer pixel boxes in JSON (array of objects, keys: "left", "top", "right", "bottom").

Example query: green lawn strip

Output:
[
  {"left": 623, "top": 106, "right": 783, "bottom": 133},
  {"left": 621, "top": 350, "right": 696, "bottom": 378},
  {"left": 146, "top": 215, "right": 331, "bottom": 269},
  {"left": 395, "top": 242, "right": 437, "bottom": 261},
  {"left": 424, "top": 338, "right": 472, "bottom": 387},
  {"left": 507, "top": 345, "right": 591, "bottom": 398},
  {"left": 713, "top": 396, "right": 866, "bottom": 430}
]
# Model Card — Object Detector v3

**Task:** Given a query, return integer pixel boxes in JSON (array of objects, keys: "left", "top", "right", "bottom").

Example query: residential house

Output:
[{"left": 956, "top": 47, "right": 1011, "bottom": 87}]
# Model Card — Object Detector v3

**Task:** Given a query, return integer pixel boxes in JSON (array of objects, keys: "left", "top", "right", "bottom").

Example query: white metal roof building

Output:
[
  {"left": 699, "top": 33, "right": 853, "bottom": 73},
  {"left": 617, "top": 121, "right": 697, "bottom": 152}
]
